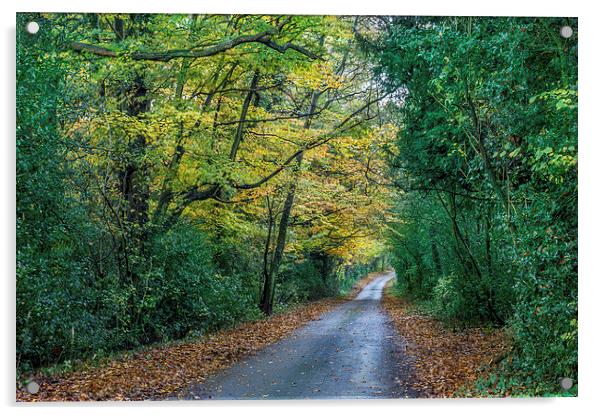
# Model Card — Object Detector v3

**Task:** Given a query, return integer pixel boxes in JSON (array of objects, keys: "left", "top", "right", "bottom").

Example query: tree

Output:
[
  {"left": 16, "top": 13, "right": 395, "bottom": 369},
  {"left": 365, "top": 16, "right": 577, "bottom": 394}
]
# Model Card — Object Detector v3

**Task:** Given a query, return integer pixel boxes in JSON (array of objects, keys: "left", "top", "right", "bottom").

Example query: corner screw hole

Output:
[
  {"left": 26, "top": 381, "right": 40, "bottom": 394},
  {"left": 25, "top": 21, "right": 40, "bottom": 35},
  {"left": 560, "top": 377, "right": 573, "bottom": 390},
  {"left": 560, "top": 26, "right": 573, "bottom": 39}
]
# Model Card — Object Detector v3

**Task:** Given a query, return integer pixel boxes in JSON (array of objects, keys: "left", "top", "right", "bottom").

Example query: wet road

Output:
[{"left": 179, "top": 271, "right": 416, "bottom": 400}]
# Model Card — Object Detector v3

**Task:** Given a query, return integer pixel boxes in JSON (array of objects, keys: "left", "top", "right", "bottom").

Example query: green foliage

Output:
[
  {"left": 431, "top": 274, "right": 468, "bottom": 322},
  {"left": 17, "top": 12, "right": 97, "bottom": 370},
  {"left": 277, "top": 256, "right": 377, "bottom": 304},
  {"left": 16, "top": 13, "right": 385, "bottom": 373},
  {"left": 17, "top": 13, "right": 577, "bottom": 399},
  {"left": 370, "top": 16, "right": 577, "bottom": 395},
  {"left": 137, "top": 225, "right": 258, "bottom": 341}
]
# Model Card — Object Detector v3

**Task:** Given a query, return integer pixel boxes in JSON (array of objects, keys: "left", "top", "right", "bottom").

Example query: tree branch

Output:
[
  {"left": 70, "top": 30, "right": 320, "bottom": 62},
  {"left": 233, "top": 92, "right": 390, "bottom": 190}
]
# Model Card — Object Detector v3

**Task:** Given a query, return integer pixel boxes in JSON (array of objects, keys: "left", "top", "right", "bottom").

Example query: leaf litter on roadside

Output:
[
  {"left": 16, "top": 298, "right": 344, "bottom": 402},
  {"left": 382, "top": 290, "right": 510, "bottom": 398}
]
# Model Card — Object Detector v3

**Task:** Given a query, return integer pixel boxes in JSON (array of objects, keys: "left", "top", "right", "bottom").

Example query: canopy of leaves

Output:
[{"left": 17, "top": 12, "right": 393, "bottom": 374}]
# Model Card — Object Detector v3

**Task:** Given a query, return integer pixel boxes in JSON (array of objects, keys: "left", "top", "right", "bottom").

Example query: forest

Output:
[{"left": 16, "top": 13, "right": 577, "bottom": 397}]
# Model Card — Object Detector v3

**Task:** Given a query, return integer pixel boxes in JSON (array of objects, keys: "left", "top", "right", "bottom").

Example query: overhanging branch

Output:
[{"left": 70, "top": 30, "right": 320, "bottom": 62}]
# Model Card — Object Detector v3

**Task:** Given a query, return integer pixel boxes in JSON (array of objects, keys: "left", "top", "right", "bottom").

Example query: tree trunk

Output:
[
  {"left": 485, "top": 206, "right": 493, "bottom": 277},
  {"left": 119, "top": 75, "right": 151, "bottom": 237},
  {"left": 259, "top": 91, "right": 319, "bottom": 315},
  {"left": 443, "top": 193, "right": 503, "bottom": 324},
  {"left": 430, "top": 233, "right": 443, "bottom": 277},
  {"left": 260, "top": 197, "right": 276, "bottom": 314},
  {"left": 259, "top": 162, "right": 300, "bottom": 314},
  {"left": 229, "top": 70, "right": 260, "bottom": 161}
]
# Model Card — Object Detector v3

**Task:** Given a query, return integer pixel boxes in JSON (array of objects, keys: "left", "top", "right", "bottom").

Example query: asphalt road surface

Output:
[{"left": 179, "top": 271, "right": 417, "bottom": 400}]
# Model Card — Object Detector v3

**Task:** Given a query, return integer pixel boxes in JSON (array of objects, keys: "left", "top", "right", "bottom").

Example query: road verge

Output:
[{"left": 382, "top": 282, "right": 510, "bottom": 397}]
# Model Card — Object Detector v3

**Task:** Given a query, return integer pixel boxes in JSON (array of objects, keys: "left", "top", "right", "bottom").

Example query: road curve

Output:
[{"left": 178, "top": 271, "right": 417, "bottom": 400}]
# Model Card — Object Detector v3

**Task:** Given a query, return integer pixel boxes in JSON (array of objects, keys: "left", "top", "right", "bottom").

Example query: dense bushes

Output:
[
  {"left": 16, "top": 217, "right": 260, "bottom": 371},
  {"left": 17, "top": 211, "right": 371, "bottom": 372},
  {"left": 135, "top": 226, "right": 257, "bottom": 342},
  {"left": 389, "top": 195, "right": 515, "bottom": 325},
  {"left": 17, "top": 12, "right": 96, "bottom": 370}
]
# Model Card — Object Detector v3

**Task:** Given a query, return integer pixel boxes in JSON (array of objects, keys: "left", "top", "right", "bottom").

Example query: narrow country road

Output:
[{"left": 178, "top": 271, "right": 417, "bottom": 400}]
